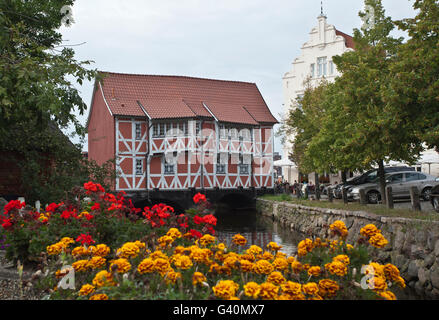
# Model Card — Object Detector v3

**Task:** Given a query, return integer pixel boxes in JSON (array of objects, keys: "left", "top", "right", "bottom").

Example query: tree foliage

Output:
[{"left": 0, "top": 0, "right": 111, "bottom": 204}]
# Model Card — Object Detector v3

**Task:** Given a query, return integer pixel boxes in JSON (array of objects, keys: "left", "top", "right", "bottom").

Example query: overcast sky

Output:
[{"left": 60, "top": 0, "right": 417, "bottom": 153}]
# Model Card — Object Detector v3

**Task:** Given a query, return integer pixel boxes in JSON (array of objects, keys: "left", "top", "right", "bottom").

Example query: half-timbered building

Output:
[{"left": 87, "top": 72, "right": 278, "bottom": 202}]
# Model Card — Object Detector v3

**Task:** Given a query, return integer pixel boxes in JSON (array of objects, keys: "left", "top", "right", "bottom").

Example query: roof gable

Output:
[{"left": 96, "top": 72, "right": 278, "bottom": 125}]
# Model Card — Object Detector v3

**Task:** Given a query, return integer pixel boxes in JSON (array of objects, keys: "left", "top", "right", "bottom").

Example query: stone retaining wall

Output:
[{"left": 257, "top": 199, "right": 439, "bottom": 300}]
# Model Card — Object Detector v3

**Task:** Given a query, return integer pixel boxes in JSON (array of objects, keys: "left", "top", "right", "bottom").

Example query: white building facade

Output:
[{"left": 281, "top": 13, "right": 355, "bottom": 184}]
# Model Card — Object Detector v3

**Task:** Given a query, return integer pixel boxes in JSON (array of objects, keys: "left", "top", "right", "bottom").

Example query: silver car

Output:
[{"left": 348, "top": 171, "right": 439, "bottom": 204}]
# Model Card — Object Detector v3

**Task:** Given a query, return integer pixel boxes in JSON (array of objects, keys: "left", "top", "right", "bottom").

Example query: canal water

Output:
[{"left": 214, "top": 208, "right": 305, "bottom": 256}]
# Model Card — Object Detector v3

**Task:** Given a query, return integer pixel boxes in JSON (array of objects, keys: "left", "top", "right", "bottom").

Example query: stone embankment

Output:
[{"left": 257, "top": 199, "right": 439, "bottom": 300}]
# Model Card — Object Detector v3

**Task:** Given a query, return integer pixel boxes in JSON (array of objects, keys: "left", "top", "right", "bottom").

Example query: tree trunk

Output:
[
  {"left": 314, "top": 172, "right": 320, "bottom": 200},
  {"left": 378, "top": 159, "right": 387, "bottom": 205},
  {"left": 341, "top": 170, "right": 347, "bottom": 184}
]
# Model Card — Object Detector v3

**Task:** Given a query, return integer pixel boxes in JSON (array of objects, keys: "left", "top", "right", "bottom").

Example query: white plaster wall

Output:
[{"left": 281, "top": 14, "right": 354, "bottom": 183}]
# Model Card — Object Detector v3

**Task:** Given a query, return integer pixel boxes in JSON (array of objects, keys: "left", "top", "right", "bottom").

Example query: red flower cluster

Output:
[
  {"left": 142, "top": 204, "right": 175, "bottom": 228},
  {"left": 193, "top": 193, "right": 207, "bottom": 204},
  {"left": 46, "top": 202, "right": 63, "bottom": 213},
  {"left": 3, "top": 200, "right": 25, "bottom": 215},
  {"left": 76, "top": 233, "right": 95, "bottom": 246},
  {"left": 84, "top": 181, "right": 105, "bottom": 194},
  {"left": 1, "top": 200, "right": 25, "bottom": 230}
]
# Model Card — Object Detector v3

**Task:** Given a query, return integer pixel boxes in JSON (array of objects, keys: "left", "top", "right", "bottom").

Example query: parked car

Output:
[
  {"left": 332, "top": 166, "right": 415, "bottom": 199},
  {"left": 348, "top": 171, "right": 439, "bottom": 204},
  {"left": 430, "top": 185, "right": 439, "bottom": 213}
]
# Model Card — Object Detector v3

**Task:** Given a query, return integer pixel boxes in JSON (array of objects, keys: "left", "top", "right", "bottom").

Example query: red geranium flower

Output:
[
  {"left": 76, "top": 233, "right": 95, "bottom": 246},
  {"left": 90, "top": 203, "right": 100, "bottom": 211},
  {"left": 189, "top": 229, "right": 202, "bottom": 239},
  {"left": 193, "top": 215, "right": 204, "bottom": 225},
  {"left": 203, "top": 214, "right": 217, "bottom": 226},
  {"left": 193, "top": 193, "right": 207, "bottom": 204}
]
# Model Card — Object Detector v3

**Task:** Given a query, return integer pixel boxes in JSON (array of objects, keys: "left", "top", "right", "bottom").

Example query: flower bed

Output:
[{"left": 0, "top": 182, "right": 406, "bottom": 300}]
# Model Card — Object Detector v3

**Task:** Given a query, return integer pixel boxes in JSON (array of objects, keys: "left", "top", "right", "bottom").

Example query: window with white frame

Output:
[
  {"left": 159, "top": 123, "right": 165, "bottom": 137},
  {"left": 329, "top": 61, "right": 334, "bottom": 75},
  {"left": 195, "top": 121, "right": 201, "bottom": 136},
  {"left": 219, "top": 124, "right": 227, "bottom": 139},
  {"left": 310, "top": 63, "right": 315, "bottom": 78},
  {"left": 216, "top": 153, "right": 226, "bottom": 174},
  {"left": 163, "top": 153, "right": 176, "bottom": 175},
  {"left": 239, "top": 154, "right": 250, "bottom": 175},
  {"left": 135, "top": 123, "right": 142, "bottom": 140},
  {"left": 317, "top": 57, "right": 327, "bottom": 77},
  {"left": 152, "top": 123, "right": 159, "bottom": 137},
  {"left": 135, "top": 159, "right": 143, "bottom": 176}
]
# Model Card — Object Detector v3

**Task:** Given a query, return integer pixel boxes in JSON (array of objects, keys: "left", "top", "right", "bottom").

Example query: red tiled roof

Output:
[
  {"left": 99, "top": 72, "right": 278, "bottom": 125},
  {"left": 335, "top": 30, "right": 355, "bottom": 50}
]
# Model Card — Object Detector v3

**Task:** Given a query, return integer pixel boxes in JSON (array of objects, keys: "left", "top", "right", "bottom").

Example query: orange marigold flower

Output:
[
  {"left": 267, "top": 271, "right": 286, "bottom": 285},
  {"left": 232, "top": 234, "right": 247, "bottom": 246},
  {"left": 110, "top": 258, "right": 131, "bottom": 273},
  {"left": 244, "top": 282, "right": 261, "bottom": 299},
  {"left": 78, "top": 284, "right": 95, "bottom": 296},
  {"left": 325, "top": 261, "right": 347, "bottom": 277},
  {"left": 258, "top": 282, "right": 279, "bottom": 300},
  {"left": 92, "top": 270, "right": 115, "bottom": 288},
  {"left": 46, "top": 243, "right": 63, "bottom": 255},
  {"left": 369, "top": 233, "right": 388, "bottom": 248},
  {"left": 253, "top": 260, "right": 274, "bottom": 275},
  {"left": 212, "top": 280, "right": 239, "bottom": 300},
  {"left": 281, "top": 281, "right": 303, "bottom": 298},
  {"left": 72, "top": 260, "right": 90, "bottom": 272},
  {"left": 166, "top": 228, "right": 182, "bottom": 240},
  {"left": 116, "top": 242, "right": 140, "bottom": 259},
  {"left": 172, "top": 254, "right": 193, "bottom": 270},
  {"left": 297, "top": 239, "right": 314, "bottom": 257},
  {"left": 91, "top": 244, "right": 111, "bottom": 257},
  {"left": 87, "top": 256, "right": 106, "bottom": 269},
  {"left": 333, "top": 255, "right": 350, "bottom": 266},
  {"left": 318, "top": 279, "right": 339, "bottom": 298},
  {"left": 302, "top": 282, "right": 319, "bottom": 296},
  {"left": 192, "top": 272, "right": 207, "bottom": 286},
  {"left": 239, "top": 259, "right": 254, "bottom": 273},
  {"left": 377, "top": 290, "right": 397, "bottom": 300},
  {"left": 360, "top": 224, "right": 380, "bottom": 238},
  {"left": 329, "top": 220, "right": 348, "bottom": 238},
  {"left": 164, "top": 270, "right": 181, "bottom": 284},
  {"left": 89, "top": 294, "right": 108, "bottom": 300},
  {"left": 272, "top": 257, "right": 289, "bottom": 271},
  {"left": 154, "top": 258, "right": 172, "bottom": 276},
  {"left": 291, "top": 260, "right": 303, "bottom": 274},
  {"left": 246, "top": 245, "right": 263, "bottom": 256},
  {"left": 307, "top": 266, "right": 321, "bottom": 277},
  {"left": 370, "top": 276, "right": 388, "bottom": 292},
  {"left": 72, "top": 246, "right": 91, "bottom": 258},
  {"left": 158, "top": 235, "right": 174, "bottom": 248},
  {"left": 267, "top": 242, "right": 282, "bottom": 252},
  {"left": 137, "top": 258, "right": 155, "bottom": 275},
  {"left": 199, "top": 234, "right": 216, "bottom": 247}
]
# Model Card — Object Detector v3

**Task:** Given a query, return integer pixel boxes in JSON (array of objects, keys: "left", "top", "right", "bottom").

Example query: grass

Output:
[{"left": 259, "top": 194, "right": 439, "bottom": 222}]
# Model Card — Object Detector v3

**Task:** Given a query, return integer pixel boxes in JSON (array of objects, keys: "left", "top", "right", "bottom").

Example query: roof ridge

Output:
[{"left": 98, "top": 70, "right": 257, "bottom": 86}]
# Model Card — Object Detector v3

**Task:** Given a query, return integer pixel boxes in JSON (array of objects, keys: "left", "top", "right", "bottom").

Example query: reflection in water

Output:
[{"left": 214, "top": 208, "right": 305, "bottom": 256}]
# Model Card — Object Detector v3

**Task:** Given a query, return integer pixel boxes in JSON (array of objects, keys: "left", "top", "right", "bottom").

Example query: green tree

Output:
[
  {"left": 387, "top": 0, "right": 439, "bottom": 150},
  {"left": 321, "top": 0, "right": 423, "bottom": 203},
  {"left": 0, "top": 0, "right": 109, "bottom": 203}
]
